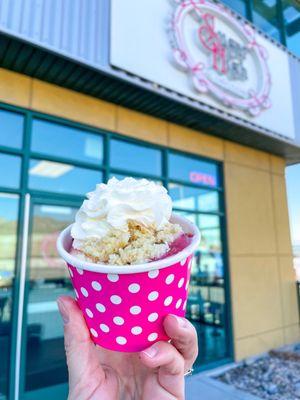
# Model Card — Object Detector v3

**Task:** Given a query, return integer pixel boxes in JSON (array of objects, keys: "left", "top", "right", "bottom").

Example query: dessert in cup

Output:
[{"left": 57, "top": 177, "right": 200, "bottom": 352}]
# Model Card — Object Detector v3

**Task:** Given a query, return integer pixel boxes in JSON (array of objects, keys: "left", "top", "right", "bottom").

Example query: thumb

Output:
[{"left": 57, "top": 296, "right": 105, "bottom": 389}]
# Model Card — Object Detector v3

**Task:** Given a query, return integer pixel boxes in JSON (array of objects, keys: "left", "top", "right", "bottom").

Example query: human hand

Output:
[{"left": 57, "top": 296, "right": 198, "bottom": 400}]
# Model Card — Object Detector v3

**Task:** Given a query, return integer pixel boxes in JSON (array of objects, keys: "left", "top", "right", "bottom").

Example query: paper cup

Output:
[{"left": 57, "top": 214, "right": 200, "bottom": 352}]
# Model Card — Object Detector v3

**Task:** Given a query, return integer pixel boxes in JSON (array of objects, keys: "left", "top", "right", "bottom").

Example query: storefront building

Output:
[{"left": 0, "top": 1, "right": 300, "bottom": 399}]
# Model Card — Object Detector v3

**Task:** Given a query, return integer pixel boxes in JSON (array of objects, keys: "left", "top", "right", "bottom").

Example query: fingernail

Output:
[
  {"left": 171, "top": 314, "right": 187, "bottom": 328},
  {"left": 142, "top": 345, "right": 158, "bottom": 358},
  {"left": 57, "top": 298, "right": 69, "bottom": 324}
]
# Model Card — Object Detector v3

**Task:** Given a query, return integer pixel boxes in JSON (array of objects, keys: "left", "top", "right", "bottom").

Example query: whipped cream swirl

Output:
[{"left": 71, "top": 177, "right": 172, "bottom": 242}]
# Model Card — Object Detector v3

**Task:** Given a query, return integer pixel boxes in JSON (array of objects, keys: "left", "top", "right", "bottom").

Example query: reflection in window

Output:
[
  {"left": 252, "top": 0, "right": 281, "bottom": 41},
  {"left": 286, "top": 164, "right": 300, "bottom": 279},
  {"left": 0, "top": 194, "right": 19, "bottom": 398},
  {"left": 28, "top": 159, "right": 102, "bottom": 196},
  {"left": 0, "top": 153, "right": 21, "bottom": 189},
  {"left": 31, "top": 119, "right": 103, "bottom": 165},
  {"left": 26, "top": 204, "right": 77, "bottom": 391},
  {"left": 169, "top": 152, "right": 219, "bottom": 187},
  {"left": 169, "top": 183, "right": 219, "bottom": 212},
  {"left": 0, "top": 109, "right": 24, "bottom": 149},
  {"left": 109, "top": 173, "right": 162, "bottom": 186},
  {"left": 29, "top": 205, "right": 77, "bottom": 281},
  {"left": 283, "top": 0, "right": 300, "bottom": 57},
  {"left": 221, "top": 0, "right": 247, "bottom": 17},
  {"left": 110, "top": 139, "right": 162, "bottom": 176},
  {"left": 198, "top": 214, "right": 222, "bottom": 254},
  {"left": 177, "top": 210, "right": 227, "bottom": 365}
]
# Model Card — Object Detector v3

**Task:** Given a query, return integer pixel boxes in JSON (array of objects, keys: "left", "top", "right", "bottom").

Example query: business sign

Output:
[
  {"left": 189, "top": 171, "right": 216, "bottom": 186},
  {"left": 170, "top": 0, "right": 271, "bottom": 116},
  {"left": 110, "top": 0, "right": 296, "bottom": 140}
]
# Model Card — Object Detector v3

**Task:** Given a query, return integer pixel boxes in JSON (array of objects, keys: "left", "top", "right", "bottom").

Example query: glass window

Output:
[
  {"left": 169, "top": 183, "right": 220, "bottom": 212},
  {"left": 0, "top": 194, "right": 19, "bottom": 398},
  {"left": 109, "top": 172, "right": 162, "bottom": 186},
  {"left": 31, "top": 119, "right": 103, "bottom": 165},
  {"left": 282, "top": 0, "right": 300, "bottom": 57},
  {"left": 252, "top": 0, "right": 281, "bottom": 41},
  {"left": 169, "top": 152, "right": 219, "bottom": 187},
  {"left": 28, "top": 159, "right": 102, "bottom": 196},
  {"left": 221, "top": 0, "right": 247, "bottom": 17},
  {"left": 110, "top": 139, "right": 162, "bottom": 176},
  {"left": 0, "top": 109, "right": 24, "bottom": 149},
  {"left": 0, "top": 153, "right": 21, "bottom": 189},
  {"left": 109, "top": 172, "right": 133, "bottom": 181},
  {"left": 286, "top": 163, "right": 300, "bottom": 279},
  {"left": 198, "top": 214, "right": 222, "bottom": 254},
  {"left": 25, "top": 204, "right": 77, "bottom": 391},
  {"left": 177, "top": 211, "right": 227, "bottom": 365}
]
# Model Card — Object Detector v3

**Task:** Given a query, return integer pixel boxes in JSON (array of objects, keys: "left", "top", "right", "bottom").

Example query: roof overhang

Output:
[{"left": 0, "top": 31, "right": 300, "bottom": 164}]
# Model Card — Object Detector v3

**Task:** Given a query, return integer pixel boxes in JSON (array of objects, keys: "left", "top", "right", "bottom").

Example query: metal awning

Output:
[{"left": 0, "top": 31, "right": 300, "bottom": 164}]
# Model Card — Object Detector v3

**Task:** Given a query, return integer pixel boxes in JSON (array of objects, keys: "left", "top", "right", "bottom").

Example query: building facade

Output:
[{"left": 0, "top": 1, "right": 300, "bottom": 399}]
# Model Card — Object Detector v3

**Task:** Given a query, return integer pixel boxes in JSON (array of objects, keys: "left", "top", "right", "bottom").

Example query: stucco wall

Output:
[{"left": 0, "top": 67, "right": 298, "bottom": 361}]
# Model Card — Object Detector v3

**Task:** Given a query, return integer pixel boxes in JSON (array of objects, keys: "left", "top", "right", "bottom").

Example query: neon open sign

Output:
[{"left": 189, "top": 171, "right": 216, "bottom": 186}]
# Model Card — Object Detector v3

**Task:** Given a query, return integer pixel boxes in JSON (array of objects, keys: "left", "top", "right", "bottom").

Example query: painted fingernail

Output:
[
  {"left": 57, "top": 298, "right": 69, "bottom": 324},
  {"left": 142, "top": 345, "right": 158, "bottom": 358}
]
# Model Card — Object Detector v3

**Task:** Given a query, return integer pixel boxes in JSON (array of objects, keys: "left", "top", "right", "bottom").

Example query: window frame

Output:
[{"left": 0, "top": 101, "right": 233, "bottom": 388}]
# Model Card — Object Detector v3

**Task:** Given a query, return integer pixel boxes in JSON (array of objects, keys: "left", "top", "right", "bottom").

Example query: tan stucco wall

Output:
[
  {"left": 1, "top": 68, "right": 299, "bottom": 361},
  {"left": 224, "top": 144, "right": 299, "bottom": 360}
]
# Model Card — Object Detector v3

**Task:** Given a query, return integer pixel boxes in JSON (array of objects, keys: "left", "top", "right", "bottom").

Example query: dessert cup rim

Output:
[{"left": 56, "top": 213, "right": 200, "bottom": 274}]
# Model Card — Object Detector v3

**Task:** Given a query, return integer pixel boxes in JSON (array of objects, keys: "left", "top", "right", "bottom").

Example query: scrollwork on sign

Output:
[{"left": 169, "top": 0, "right": 272, "bottom": 116}]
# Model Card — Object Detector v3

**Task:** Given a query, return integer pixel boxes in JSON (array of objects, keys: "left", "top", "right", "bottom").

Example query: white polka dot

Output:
[
  {"left": 148, "top": 291, "right": 159, "bottom": 301},
  {"left": 90, "top": 328, "right": 98, "bottom": 337},
  {"left": 180, "top": 257, "right": 187, "bottom": 266},
  {"left": 74, "top": 289, "right": 79, "bottom": 299},
  {"left": 107, "top": 274, "right": 119, "bottom": 282},
  {"left": 131, "top": 326, "right": 143, "bottom": 335},
  {"left": 148, "top": 332, "right": 158, "bottom": 342},
  {"left": 165, "top": 274, "right": 175, "bottom": 285},
  {"left": 178, "top": 278, "right": 185, "bottom": 288},
  {"left": 91, "top": 281, "right": 102, "bottom": 291},
  {"left": 185, "top": 280, "right": 189, "bottom": 291},
  {"left": 183, "top": 300, "right": 187, "bottom": 310},
  {"left": 176, "top": 299, "right": 182, "bottom": 309},
  {"left": 148, "top": 312, "right": 159, "bottom": 322},
  {"left": 188, "top": 260, "right": 193, "bottom": 270},
  {"left": 113, "top": 316, "right": 124, "bottom": 325},
  {"left": 110, "top": 295, "right": 122, "bottom": 304},
  {"left": 116, "top": 336, "right": 127, "bottom": 345},
  {"left": 164, "top": 296, "right": 173, "bottom": 306},
  {"left": 68, "top": 267, "right": 73, "bottom": 277},
  {"left": 100, "top": 324, "right": 110, "bottom": 333},
  {"left": 148, "top": 269, "right": 159, "bottom": 279},
  {"left": 96, "top": 303, "right": 106, "bottom": 313},
  {"left": 76, "top": 267, "right": 84, "bottom": 275},
  {"left": 86, "top": 308, "right": 93, "bottom": 318},
  {"left": 80, "top": 287, "right": 88, "bottom": 297},
  {"left": 130, "top": 305, "right": 141, "bottom": 315},
  {"left": 128, "top": 283, "right": 140, "bottom": 293}
]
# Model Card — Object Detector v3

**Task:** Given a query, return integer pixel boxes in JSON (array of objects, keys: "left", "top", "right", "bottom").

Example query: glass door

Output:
[
  {"left": 19, "top": 196, "right": 79, "bottom": 400},
  {"left": 0, "top": 193, "right": 19, "bottom": 400}
]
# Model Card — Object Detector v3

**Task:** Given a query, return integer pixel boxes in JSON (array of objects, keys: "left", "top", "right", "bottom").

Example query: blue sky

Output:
[{"left": 286, "top": 164, "right": 300, "bottom": 246}]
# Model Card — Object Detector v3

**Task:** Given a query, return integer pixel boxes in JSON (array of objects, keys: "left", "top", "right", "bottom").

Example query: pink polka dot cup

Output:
[{"left": 57, "top": 214, "right": 200, "bottom": 352}]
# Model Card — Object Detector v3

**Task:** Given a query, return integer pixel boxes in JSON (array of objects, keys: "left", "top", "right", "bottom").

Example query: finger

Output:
[
  {"left": 57, "top": 296, "right": 105, "bottom": 389},
  {"left": 163, "top": 314, "right": 198, "bottom": 371},
  {"left": 139, "top": 341, "right": 185, "bottom": 399}
]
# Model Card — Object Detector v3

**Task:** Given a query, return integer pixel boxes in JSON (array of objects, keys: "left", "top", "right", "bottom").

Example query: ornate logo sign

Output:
[{"left": 169, "top": 0, "right": 272, "bottom": 115}]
